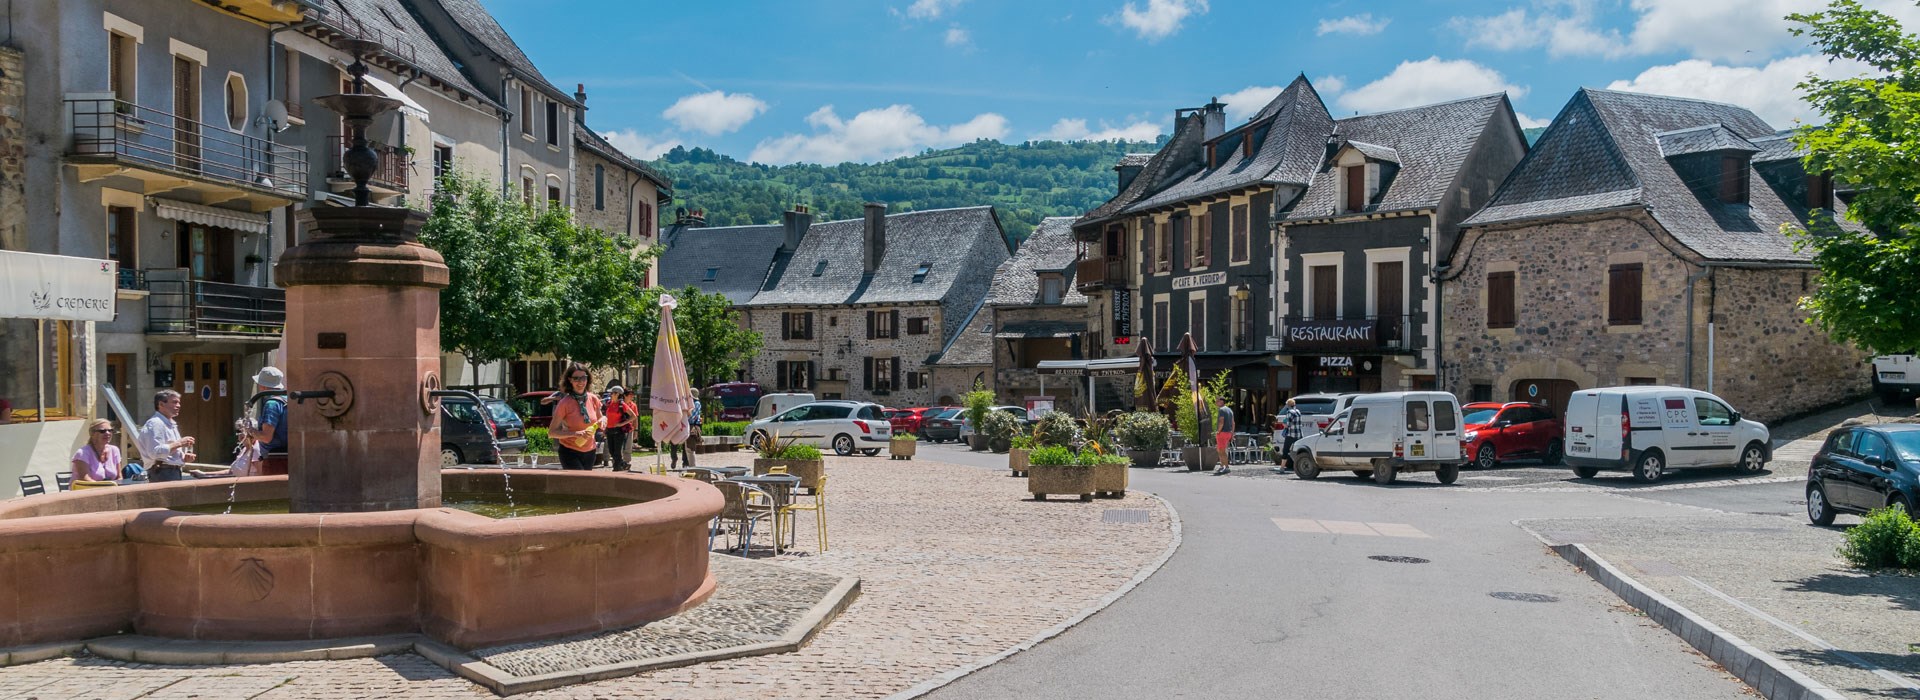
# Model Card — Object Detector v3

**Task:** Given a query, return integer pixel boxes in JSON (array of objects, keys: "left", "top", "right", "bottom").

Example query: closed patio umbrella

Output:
[
  {"left": 1134, "top": 334, "right": 1156, "bottom": 410},
  {"left": 650, "top": 294, "right": 694, "bottom": 452},
  {"left": 1178, "top": 332, "right": 1205, "bottom": 467}
]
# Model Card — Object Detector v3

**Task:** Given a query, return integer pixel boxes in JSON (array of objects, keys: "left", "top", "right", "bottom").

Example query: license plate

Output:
[
  {"left": 1571, "top": 443, "right": 1590, "bottom": 453},
  {"left": 1411, "top": 443, "right": 1425, "bottom": 457},
  {"left": 1883, "top": 371, "right": 1907, "bottom": 380}
]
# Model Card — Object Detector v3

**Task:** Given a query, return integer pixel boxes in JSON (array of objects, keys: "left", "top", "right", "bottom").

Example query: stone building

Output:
[
  {"left": 571, "top": 101, "right": 672, "bottom": 252},
  {"left": 985, "top": 217, "right": 1093, "bottom": 411},
  {"left": 1440, "top": 88, "right": 1868, "bottom": 422}
]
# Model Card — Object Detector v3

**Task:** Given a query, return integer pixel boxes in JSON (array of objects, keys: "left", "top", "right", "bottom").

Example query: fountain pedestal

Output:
[{"left": 277, "top": 206, "right": 448, "bottom": 513}]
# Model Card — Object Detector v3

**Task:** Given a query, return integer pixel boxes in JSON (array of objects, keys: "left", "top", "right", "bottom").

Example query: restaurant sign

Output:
[
  {"left": 1112, "top": 288, "right": 1132, "bottom": 341},
  {"left": 1170, "top": 271, "right": 1227, "bottom": 290},
  {"left": 1284, "top": 318, "right": 1377, "bottom": 351}
]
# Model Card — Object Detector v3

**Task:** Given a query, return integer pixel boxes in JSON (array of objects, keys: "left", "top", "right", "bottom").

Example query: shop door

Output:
[
  {"left": 171, "top": 353, "right": 236, "bottom": 460},
  {"left": 1511, "top": 379, "right": 1579, "bottom": 419}
]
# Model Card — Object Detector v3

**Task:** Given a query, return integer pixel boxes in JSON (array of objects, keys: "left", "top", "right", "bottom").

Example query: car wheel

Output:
[
  {"left": 1573, "top": 466, "right": 1600, "bottom": 479},
  {"left": 833, "top": 434, "right": 856, "bottom": 456},
  {"left": 1295, "top": 453, "right": 1321, "bottom": 480},
  {"left": 1890, "top": 493, "right": 1915, "bottom": 515},
  {"left": 1352, "top": 470, "right": 1373, "bottom": 480},
  {"left": 1807, "top": 483, "right": 1837, "bottom": 526},
  {"left": 861, "top": 449, "right": 880, "bottom": 457},
  {"left": 1632, "top": 450, "right": 1666, "bottom": 484},
  {"left": 1739, "top": 443, "right": 1766, "bottom": 473},
  {"left": 441, "top": 446, "right": 462, "bottom": 468},
  {"left": 1437, "top": 463, "right": 1461, "bottom": 485},
  {"left": 1545, "top": 440, "right": 1564, "bottom": 466},
  {"left": 748, "top": 431, "right": 768, "bottom": 451},
  {"left": 1475, "top": 444, "right": 1498, "bottom": 470},
  {"left": 1374, "top": 462, "right": 1398, "bottom": 485}
]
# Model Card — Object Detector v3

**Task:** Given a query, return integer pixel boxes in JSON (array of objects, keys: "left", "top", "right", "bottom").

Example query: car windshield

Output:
[
  {"left": 444, "top": 401, "right": 483, "bottom": 423},
  {"left": 483, "top": 400, "right": 520, "bottom": 426},
  {"left": 1887, "top": 431, "right": 1920, "bottom": 462},
  {"left": 1463, "top": 407, "right": 1501, "bottom": 424},
  {"left": 858, "top": 406, "right": 886, "bottom": 420},
  {"left": 1296, "top": 400, "right": 1338, "bottom": 415},
  {"left": 719, "top": 395, "right": 757, "bottom": 408},
  {"left": 934, "top": 408, "right": 962, "bottom": 420}
]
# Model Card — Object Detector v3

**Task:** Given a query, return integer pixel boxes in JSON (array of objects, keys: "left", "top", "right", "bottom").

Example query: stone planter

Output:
[
  {"left": 990, "top": 436, "right": 1011, "bottom": 453},
  {"left": 1027, "top": 464, "right": 1095, "bottom": 502},
  {"left": 889, "top": 440, "right": 917, "bottom": 460},
  {"left": 1182, "top": 446, "right": 1218, "bottom": 471},
  {"left": 753, "top": 458, "right": 824, "bottom": 491},
  {"left": 1125, "top": 448, "right": 1159, "bottom": 469},
  {"left": 693, "top": 435, "right": 742, "bottom": 454},
  {"left": 1008, "top": 448, "right": 1030, "bottom": 477},
  {"left": 1092, "top": 461, "right": 1128, "bottom": 498},
  {"left": 969, "top": 434, "right": 989, "bottom": 451}
]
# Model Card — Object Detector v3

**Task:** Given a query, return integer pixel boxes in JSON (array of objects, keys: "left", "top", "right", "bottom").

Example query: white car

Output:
[
  {"left": 1289, "top": 391, "right": 1467, "bottom": 485},
  {"left": 747, "top": 400, "right": 892, "bottom": 456},
  {"left": 1272, "top": 392, "right": 1359, "bottom": 444},
  {"left": 957, "top": 405, "right": 1034, "bottom": 439},
  {"left": 1563, "top": 386, "right": 1770, "bottom": 483}
]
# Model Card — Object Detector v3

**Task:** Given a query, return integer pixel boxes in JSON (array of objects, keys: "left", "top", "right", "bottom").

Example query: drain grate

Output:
[
  {"left": 1368, "top": 555, "right": 1430, "bottom": 564},
  {"left": 1489, "top": 592, "right": 1560, "bottom": 603},
  {"left": 1102, "top": 509, "right": 1151, "bottom": 523}
]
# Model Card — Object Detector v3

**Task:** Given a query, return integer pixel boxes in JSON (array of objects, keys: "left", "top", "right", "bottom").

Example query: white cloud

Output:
[
  {"left": 600, "top": 129, "right": 681, "bottom": 160},
  {"left": 1113, "top": 0, "right": 1208, "bottom": 42},
  {"left": 1514, "top": 112, "right": 1550, "bottom": 129},
  {"left": 1449, "top": 3, "right": 1629, "bottom": 59},
  {"left": 1035, "top": 118, "right": 1163, "bottom": 142},
  {"left": 1451, "top": 0, "right": 1920, "bottom": 64},
  {"left": 945, "top": 25, "right": 972, "bottom": 48},
  {"left": 1219, "top": 85, "right": 1282, "bottom": 123},
  {"left": 907, "top": 0, "right": 964, "bottom": 20},
  {"left": 1337, "top": 57, "right": 1526, "bottom": 114},
  {"left": 749, "top": 105, "right": 1010, "bottom": 165},
  {"left": 1316, "top": 75, "right": 1347, "bottom": 95},
  {"left": 1605, "top": 53, "right": 1875, "bottom": 125},
  {"left": 1317, "top": 13, "right": 1389, "bottom": 36},
  {"left": 661, "top": 90, "right": 769, "bottom": 135}
]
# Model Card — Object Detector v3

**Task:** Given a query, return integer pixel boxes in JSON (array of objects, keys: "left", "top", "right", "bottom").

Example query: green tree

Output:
[
  {"left": 1787, "top": 1, "right": 1920, "bottom": 354},
  {"left": 670, "top": 285, "right": 763, "bottom": 387},
  {"left": 418, "top": 172, "right": 555, "bottom": 379}
]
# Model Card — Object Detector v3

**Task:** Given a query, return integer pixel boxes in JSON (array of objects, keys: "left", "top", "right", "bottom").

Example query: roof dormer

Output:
[
  {"left": 1655, "top": 124, "right": 1759, "bottom": 205},
  {"left": 1332, "top": 140, "right": 1400, "bottom": 213}
]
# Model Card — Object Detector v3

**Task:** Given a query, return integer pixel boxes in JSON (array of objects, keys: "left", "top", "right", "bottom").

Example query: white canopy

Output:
[
  {"left": 151, "top": 197, "right": 272, "bottom": 235},
  {"left": 0, "top": 249, "right": 116, "bottom": 322},
  {"left": 363, "top": 73, "right": 431, "bottom": 122}
]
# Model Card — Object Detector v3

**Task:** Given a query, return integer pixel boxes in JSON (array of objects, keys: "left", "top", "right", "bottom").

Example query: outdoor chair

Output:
[
  {"left": 17, "top": 475, "right": 44, "bottom": 496},
  {"left": 55, "top": 473, "right": 72, "bottom": 491},
  {"left": 1159, "top": 434, "right": 1186, "bottom": 468},
  {"left": 712, "top": 480, "right": 776, "bottom": 554},
  {"left": 1229, "top": 435, "right": 1263, "bottom": 464},
  {"left": 780, "top": 473, "right": 828, "bottom": 552}
]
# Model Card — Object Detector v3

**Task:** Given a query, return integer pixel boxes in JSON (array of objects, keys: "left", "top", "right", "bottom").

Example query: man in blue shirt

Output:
[{"left": 248, "top": 367, "right": 289, "bottom": 474}]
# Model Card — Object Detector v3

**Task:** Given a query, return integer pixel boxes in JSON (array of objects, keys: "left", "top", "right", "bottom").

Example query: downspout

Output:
[
  {"left": 1426, "top": 212, "right": 1441, "bottom": 392},
  {"left": 499, "top": 70, "right": 511, "bottom": 198}
]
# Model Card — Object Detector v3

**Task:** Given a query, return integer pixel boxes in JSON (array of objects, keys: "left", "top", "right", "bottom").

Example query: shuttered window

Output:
[
  {"left": 1806, "top": 173, "right": 1833, "bottom": 210},
  {"left": 1157, "top": 221, "right": 1173, "bottom": 272},
  {"left": 907, "top": 317, "right": 929, "bottom": 335},
  {"left": 1719, "top": 156, "right": 1748, "bottom": 204},
  {"left": 1153, "top": 301, "right": 1170, "bottom": 352},
  {"left": 1230, "top": 205, "right": 1249, "bottom": 263},
  {"left": 1345, "top": 165, "right": 1365, "bottom": 211},
  {"left": 1310, "top": 265, "right": 1338, "bottom": 320},
  {"left": 1608, "top": 264, "right": 1643, "bottom": 326},
  {"left": 1486, "top": 271, "right": 1515, "bottom": 329}
]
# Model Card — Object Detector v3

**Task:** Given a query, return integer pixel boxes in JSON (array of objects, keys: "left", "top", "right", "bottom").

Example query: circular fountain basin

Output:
[{"left": 0, "top": 470, "right": 722, "bottom": 649}]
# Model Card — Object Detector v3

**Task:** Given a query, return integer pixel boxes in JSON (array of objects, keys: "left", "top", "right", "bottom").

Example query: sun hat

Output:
[{"left": 252, "top": 366, "right": 286, "bottom": 390}]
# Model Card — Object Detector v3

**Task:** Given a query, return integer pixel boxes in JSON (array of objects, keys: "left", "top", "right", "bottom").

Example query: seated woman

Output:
[{"left": 71, "top": 418, "right": 123, "bottom": 485}]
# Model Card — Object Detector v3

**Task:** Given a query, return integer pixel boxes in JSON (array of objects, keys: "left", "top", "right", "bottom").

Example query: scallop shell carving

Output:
[{"left": 233, "top": 557, "right": 275, "bottom": 602}]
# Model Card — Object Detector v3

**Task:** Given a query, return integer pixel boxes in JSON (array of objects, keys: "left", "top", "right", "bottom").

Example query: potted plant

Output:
[
  {"left": 1089, "top": 449, "right": 1131, "bottom": 498},
  {"left": 1027, "top": 446, "right": 1095, "bottom": 502},
  {"left": 889, "top": 432, "right": 917, "bottom": 460},
  {"left": 752, "top": 434, "right": 825, "bottom": 491},
  {"left": 964, "top": 385, "right": 994, "bottom": 451},
  {"left": 1031, "top": 412, "right": 1078, "bottom": 448},
  {"left": 981, "top": 409, "right": 1019, "bottom": 453},
  {"left": 1008, "top": 435, "right": 1034, "bottom": 476},
  {"left": 1114, "top": 412, "right": 1171, "bottom": 469}
]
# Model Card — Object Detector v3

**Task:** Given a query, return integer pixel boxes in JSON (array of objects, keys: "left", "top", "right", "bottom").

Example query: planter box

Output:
[
  {"left": 889, "top": 440, "right": 917, "bottom": 460},
  {"left": 1125, "top": 448, "right": 1158, "bottom": 469},
  {"left": 1027, "top": 464, "right": 1095, "bottom": 502},
  {"left": 1092, "top": 461, "right": 1127, "bottom": 498},
  {"left": 1008, "top": 448, "right": 1030, "bottom": 476},
  {"left": 753, "top": 458, "right": 823, "bottom": 491},
  {"left": 990, "top": 436, "right": 1011, "bottom": 453},
  {"left": 969, "top": 434, "right": 989, "bottom": 451},
  {"left": 1181, "top": 446, "right": 1218, "bottom": 471}
]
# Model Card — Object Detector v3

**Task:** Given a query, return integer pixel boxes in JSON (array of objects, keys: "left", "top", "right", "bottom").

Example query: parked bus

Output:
[{"left": 708, "top": 382, "right": 765, "bottom": 422}]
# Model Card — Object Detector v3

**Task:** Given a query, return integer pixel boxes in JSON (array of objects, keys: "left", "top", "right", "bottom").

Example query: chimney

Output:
[
  {"left": 1115, "top": 158, "right": 1144, "bottom": 194},
  {"left": 574, "top": 83, "right": 588, "bottom": 125},
  {"left": 781, "top": 204, "right": 813, "bottom": 252},
  {"left": 862, "top": 202, "right": 887, "bottom": 274},
  {"left": 1202, "top": 96, "right": 1227, "bottom": 141}
]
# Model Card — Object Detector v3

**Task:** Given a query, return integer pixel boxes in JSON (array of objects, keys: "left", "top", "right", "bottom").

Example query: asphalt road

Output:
[{"left": 916, "top": 442, "right": 1755, "bottom": 700}]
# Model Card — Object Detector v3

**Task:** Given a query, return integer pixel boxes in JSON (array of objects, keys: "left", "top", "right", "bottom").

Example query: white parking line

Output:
[
  {"left": 1271, "top": 518, "right": 1330, "bottom": 534},
  {"left": 1683, "top": 576, "right": 1920, "bottom": 694},
  {"left": 1318, "top": 520, "right": 1383, "bottom": 536},
  {"left": 1365, "top": 523, "right": 1433, "bottom": 538}
]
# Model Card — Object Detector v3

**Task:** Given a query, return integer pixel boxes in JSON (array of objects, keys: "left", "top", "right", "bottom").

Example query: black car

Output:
[
  {"left": 440, "top": 396, "right": 529, "bottom": 466},
  {"left": 921, "top": 407, "right": 967, "bottom": 443},
  {"left": 1806, "top": 424, "right": 1920, "bottom": 525}
]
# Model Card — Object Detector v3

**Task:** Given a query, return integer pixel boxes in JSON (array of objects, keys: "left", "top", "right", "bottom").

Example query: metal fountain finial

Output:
[{"left": 313, "top": 39, "right": 402, "bottom": 207}]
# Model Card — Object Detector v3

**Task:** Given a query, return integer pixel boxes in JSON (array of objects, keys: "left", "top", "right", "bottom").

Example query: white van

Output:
[
  {"left": 1873, "top": 355, "right": 1919, "bottom": 404},
  {"left": 755, "top": 393, "right": 816, "bottom": 421},
  {"left": 1290, "top": 391, "right": 1467, "bottom": 484},
  {"left": 1563, "top": 386, "right": 1770, "bottom": 483}
]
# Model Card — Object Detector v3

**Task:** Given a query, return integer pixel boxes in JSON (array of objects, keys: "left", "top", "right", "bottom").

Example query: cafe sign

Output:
[
  {"left": 1284, "top": 318, "right": 1377, "bottom": 351},
  {"left": 1171, "top": 271, "right": 1227, "bottom": 290},
  {"left": 1112, "top": 288, "right": 1133, "bottom": 340}
]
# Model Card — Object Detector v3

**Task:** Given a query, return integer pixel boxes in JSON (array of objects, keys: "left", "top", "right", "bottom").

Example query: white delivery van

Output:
[
  {"left": 1289, "top": 391, "right": 1467, "bottom": 485},
  {"left": 1873, "top": 355, "right": 1919, "bottom": 405},
  {"left": 1562, "top": 386, "right": 1770, "bottom": 483},
  {"left": 755, "top": 393, "right": 816, "bottom": 421}
]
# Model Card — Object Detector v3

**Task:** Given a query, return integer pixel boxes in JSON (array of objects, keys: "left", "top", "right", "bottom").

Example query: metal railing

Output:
[
  {"left": 1279, "top": 314, "right": 1413, "bottom": 352},
  {"left": 1075, "top": 255, "right": 1129, "bottom": 292},
  {"left": 327, "top": 135, "right": 410, "bottom": 191},
  {"left": 116, "top": 267, "right": 145, "bottom": 291},
  {"left": 66, "top": 97, "right": 308, "bottom": 200},
  {"left": 146, "top": 269, "right": 285, "bottom": 338}
]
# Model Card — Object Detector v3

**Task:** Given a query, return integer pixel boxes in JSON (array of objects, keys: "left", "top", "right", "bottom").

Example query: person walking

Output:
[
  {"left": 549, "top": 362, "right": 605, "bottom": 470},
  {"left": 1212, "top": 396, "right": 1235, "bottom": 475},
  {"left": 71, "top": 418, "right": 124, "bottom": 483},
  {"left": 246, "top": 367, "right": 289, "bottom": 475},
  {"left": 137, "top": 389, "right": 195, "bottom": 482},
  {"left": 604, "top": 386, "right": 637, "bottom": 472},
  {"left": 1272, "top": 398, "right": 1304, "bottom": 473},
  {"left": 670, "top": 394, "right": 703, "bottom": 469}
]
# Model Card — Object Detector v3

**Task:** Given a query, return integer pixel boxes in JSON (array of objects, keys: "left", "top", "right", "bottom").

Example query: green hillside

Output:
[{"left": 652, "top": 137, "right": 1168, "bottom": 242}]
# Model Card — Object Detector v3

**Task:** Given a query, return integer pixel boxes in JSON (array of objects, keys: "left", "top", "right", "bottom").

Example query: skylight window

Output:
[
  {"left": 912, "top": 262, "right": 933, "bottom": 283},
  {"left": 703, "top": 267, "right": 719, "bottom": 282},
  {"left": 813, "top": 260, "right": 829, "bottom": 277}
]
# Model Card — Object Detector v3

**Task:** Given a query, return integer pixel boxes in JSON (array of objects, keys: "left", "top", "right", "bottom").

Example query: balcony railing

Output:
[
  {"left": 66, "top": 97, "right": 308, "bottom": 200},
  {"left": 1074, "top": 255, "right": 1130, "bottom": 292},
  {"left": 327, "top": 135, "right": 410, "bottom": 192},
  {"left": 146, "top": 269, "right": 285, "bottom": 338},
  {"left": 116, "top": 267, "right": 145, "bottom": 291},
  {"left": 1278, "top": 314, "right": 1412, "bottom": 353}
]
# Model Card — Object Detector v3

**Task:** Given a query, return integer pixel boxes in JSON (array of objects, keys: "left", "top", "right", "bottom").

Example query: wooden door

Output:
[
  {"left": 104, "top": 353, "right": 133, "bottom": 418},
  {"left": 174, "top": 56, "right": 200, "bottom": 171},
  {"left": 171, "top": 353, "right": 236, "bottom": 461},
  {"left": 1311, "top": 265, "right": 1338, "bottom": 320},
  {"left": 1511, "top": 379, "right": 1580, "bottom": 420},
  {"left": 1375, "top": 261, "right": 1404, "bottom": 342},
  {"left": 177, "top": 224, "right": 234, "bottom": 283}
]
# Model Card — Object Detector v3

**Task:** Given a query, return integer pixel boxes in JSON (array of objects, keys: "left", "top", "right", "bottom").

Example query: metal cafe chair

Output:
[
  {"left": 711, "top": 480, "right": 776, "bottom": 554},
  {"left": 1229, "top": 434, "right": 1264, "bottom": 464},
  {"left": 780, "top": 473, "right": 828, "bottom": 552},
  {"left": 17, "top": 475, "right": 45, "bottom": 496},
  {"left": 55, "top": 473, "right": 73, "bottom": 491},
  {"left": 1160, "top": 433, "right": 1186, "bottom": 468}
]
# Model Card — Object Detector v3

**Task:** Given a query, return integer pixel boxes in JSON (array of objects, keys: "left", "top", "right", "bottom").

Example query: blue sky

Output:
[{"left": 478, "top": 0, "right": 1902, "bottom": 165}]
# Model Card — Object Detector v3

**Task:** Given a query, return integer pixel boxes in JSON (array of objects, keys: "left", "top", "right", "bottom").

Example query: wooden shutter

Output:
[
  {"left": 781, "top": 313, "right": 791, "bottom": 340},
  {"left": 1608, "top": 264, "right": 1643, "bottom": 325},
  {"left": 1807, "top": 173, "right": 1832, "bottom": 210},
  {"left": 863, "top": 357, "right": 874, "bottom": 390},
  {"left": 1311, "top": 266, "right": 1338, "bottom": 320},
  {"left": 776, "top": 361, "right": 789, "bottom": 390},
  {"left": 1345, "top": 165, "right": 1365, "bottom": 211},
  {"left": 1486, "top": 271, "right": 1515, "bottom": 329},
  {"left": 109, "top": 34, "right": 125, "bottom": 99},
  {"left": 803, "top": 313, "right": 814, "bottom": 340},
  {"left": 1719, "top": 156, "right": 1747, "bottom": 203},
  {"left": 1231, "top": 205, "right": 1249, "bottom": 262},
  {"left": 1375, "top": 262, "right": 1404, "bottom": 320},
  {"left": 1143, "top": 223, "right": 1156, "bottom": 272},
  {"left": 891, "top": 358, "right": 902, "bottom": 391},
  {"left": 1175, "top": 217, "right": 1189, "bottom": 271},
  {"left": 866, "top": 310, "right": 876, "bottom": 339},
  {"left": 807, "top": 362, "right": 817, "bottom": 389},
  {"left": 889, "top": 310, "right": 900, "bottom": 339}
]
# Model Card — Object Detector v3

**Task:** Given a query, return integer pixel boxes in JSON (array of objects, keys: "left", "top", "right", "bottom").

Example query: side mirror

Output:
[
  {"left": 1868, "top": 456, "right": 1893, "bottom": 470},
  {"left": 1730, "top": 412, "right": 1743, "bottom": 423},
  {"left": 1492, "top": 420, "right": 1511, "bottom": 429}
]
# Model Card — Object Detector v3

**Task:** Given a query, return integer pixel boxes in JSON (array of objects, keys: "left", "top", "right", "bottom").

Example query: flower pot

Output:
[
  {"left": 753, "top": 457, "right": 823, "bottom": 491},
  {"left": 990, "top": 436, "right": 1011, "bottom": 453},
  {"left": 1008, "top": 448, "right": 1030, "bottom": 476},
  {"left": 1092, "top": 461, "right": 1128, "bottom": 497},
  {"left": 1125, "top": 448, "right": 1159, "bottom": 469},
  {"left": 1027, "top": 464, "right": 1095, "bottom": 502},
  {"left": 969, "top": 434, "right": 989, "bottom": 451},
  {"left": 1182, "top": 446, "right": 1217, "bottom": 471},
  {"left": 889, "top": 440, "right": 917, "bottom": 460}
]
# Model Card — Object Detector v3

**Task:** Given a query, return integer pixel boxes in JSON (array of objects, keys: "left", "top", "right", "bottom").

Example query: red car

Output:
[
  {"left": 887, "top": 407, "right": 935, "bottom": 436},
  {"left": 1462, "top": 402, "right": 1564, "bottom": 468}
]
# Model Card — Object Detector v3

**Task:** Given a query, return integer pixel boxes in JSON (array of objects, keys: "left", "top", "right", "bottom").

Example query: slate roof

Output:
[
  {"left": 1116, "top": 153, "right": 1154, "bottom": 168},
  {"left": 746, "top": 206, "right": 1010, "bottom": 308},
  {"left": 574, "top": 123, "right": 673, "bottom": 191},
  {"left": 657, "top": 225, "right": 784, "bottom": 304},
  {"left": 1074, "top": 112, "right": 1210, "bottom": 232},
  {"left": 1124, "top": 76, "right": 1336, "bottom": 213},
  {"left": 1750, "top": 132, "right": 1805, "bottom": 163},
  {"left": 319, "top": 0, "right": 488, "bottom": 102},
  {"left": 1462, "top": 88, "right": 1851, "bottom": 263},
  {"left": 415, "top": 0, "right": 579, "bottom": 105},
  {"left": 1655, "top": 124, "right": 1758, "bottom": 158},
  {"left": 932, "top": 299, "right": 993, "bottom": 366},
  {"left": 1283, "top": 94, "right": 1511, "bottom": 222},
  {"left": 986, "top": 217, "right": 1087, "bottom": 306}
]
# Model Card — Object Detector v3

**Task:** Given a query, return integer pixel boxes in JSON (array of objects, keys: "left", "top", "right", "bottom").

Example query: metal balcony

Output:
[
  {"left": 1074, "top": 255, "right": 1130, "bottom": 292},
  {"left": 146, "top": 269, "right": 285, "bottom": 340},
  {"left": 327, "top": 135, "right": 410, "bottom": 194},
  {"left": 65, "top": 97, "right": 308, "bottom": 207}
]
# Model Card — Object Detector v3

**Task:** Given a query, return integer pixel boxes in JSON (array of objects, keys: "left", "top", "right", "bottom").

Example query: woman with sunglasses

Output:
[
  {"left": 72, "top": 419, "right": 124, "bottom": 483},
  {"left": 549, "top": 361, "right": 606, "bottom": 470}
]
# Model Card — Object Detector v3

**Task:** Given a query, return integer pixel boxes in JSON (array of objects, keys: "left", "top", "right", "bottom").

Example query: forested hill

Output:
[{"left": 651, "top": 138, "right": 1168, "bottom": 242}]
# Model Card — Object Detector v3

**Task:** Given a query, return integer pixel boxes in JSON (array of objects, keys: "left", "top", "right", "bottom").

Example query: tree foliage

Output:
[
  {"left": 669, "top": 285, "right": 763, "bottom": 387},
  {"left": 1787, "top": 1, "right": 1920, "bottom": 354}
]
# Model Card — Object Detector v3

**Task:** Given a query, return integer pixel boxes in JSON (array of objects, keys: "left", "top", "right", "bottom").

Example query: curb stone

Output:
[
  {"left": 1517, "top": 522, "right": 1847, "bottom": 700},
  {"left": 884, "top": 490, "right": 1184, "bottom": 700}
]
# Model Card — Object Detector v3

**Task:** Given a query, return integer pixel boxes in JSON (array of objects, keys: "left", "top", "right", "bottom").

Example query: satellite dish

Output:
[{"left": 263, "top": 100, "right": 290, "bottom": 132}]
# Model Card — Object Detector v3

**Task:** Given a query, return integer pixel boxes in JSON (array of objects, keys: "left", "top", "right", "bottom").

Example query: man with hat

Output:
[{"left": 245, "top": 367, "right": 290, "bottom": 475}]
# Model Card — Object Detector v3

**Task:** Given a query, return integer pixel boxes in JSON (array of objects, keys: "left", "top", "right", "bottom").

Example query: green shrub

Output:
[
  {"left": 1114, "top": 412, "right": 1171, "bottom": 451},
  {"left": 1838, "top": 506, "right": 1920, "bottom": 569},
  {"left": 980, "top": 410, "right": 1019, "bottom": 442},
  {"left": 704, "top": 421, "right": 749, "bottom": 437},
  {"left": 772, "top": 443, "right": 823, "bottom": 461},
  {"left": 525, "top": 427, "right": 555, "bottom": 454},
  {"left": 964, "top": 384, "right": 995, "bottom": 431},
  {"left": 891, "top": 432, "right": 918, "bottom": 442},
  {"left": 1010, "top": 435, "right": 1035, "bottom": 450},
  {"left": 1028, "top": 445, "right": 1075, "bottom": 466},
  {"left": 1032, "top": 412, "right": 1078, "bottom": 447}
]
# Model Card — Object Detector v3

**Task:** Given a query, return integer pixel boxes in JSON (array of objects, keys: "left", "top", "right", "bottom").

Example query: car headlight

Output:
[{"left": 1463, "top": 431, "right": 1478, "bottom": 441}]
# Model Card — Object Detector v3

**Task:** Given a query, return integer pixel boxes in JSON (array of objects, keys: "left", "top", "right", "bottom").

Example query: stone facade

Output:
[
  {"left": 1442, "top": 211, "right": 1866, "bottom": 422},
  {"left": 0, "top": 45, "right": 29, "bottom": 411},
  {"left": 750, "top": 303, "right": 949, "bottom": 406},
  {"left": 994, "top": 304, "right": 1091, "bottom": 411}
]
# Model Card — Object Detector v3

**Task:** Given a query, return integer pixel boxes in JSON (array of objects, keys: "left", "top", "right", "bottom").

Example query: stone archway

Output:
[{"left": 1495, "top": 358, "right": 1596, "bottom": 419}]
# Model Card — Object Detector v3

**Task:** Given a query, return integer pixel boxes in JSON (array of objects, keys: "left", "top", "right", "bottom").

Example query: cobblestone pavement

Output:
[{"left": 0, "top": 454, "right": 1175, "bottom": 699}]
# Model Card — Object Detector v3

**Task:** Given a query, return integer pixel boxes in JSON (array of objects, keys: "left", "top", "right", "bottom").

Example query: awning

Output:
[
  {"left": 0, "top": 250, "right": 116, "bottom": 321},
  {"left": 149, "top": 197, "right": 272, "bottom": 235},
  {"left": 363, "top": 73, "right": 431, "bottom": 122},
  {"left": 994, "top": 321, "right": 1085, "bottom": 339}
]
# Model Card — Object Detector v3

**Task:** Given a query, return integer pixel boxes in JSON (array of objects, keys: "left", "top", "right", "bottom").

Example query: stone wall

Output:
[
  {"left": 929, "top": 365, "right": 988, "bottom": 406},
  {"left": 0, "top": 45, "right": 29, "bottom": 412},
  {"left": 1442, "top": 211, "right": 1865, "bottom": 422},
  {"left": 749, "top": 304, "right": 948, "bottom": 406},
  {"left": 993, "top": 304, "right": 1090, "bottom": 409}
]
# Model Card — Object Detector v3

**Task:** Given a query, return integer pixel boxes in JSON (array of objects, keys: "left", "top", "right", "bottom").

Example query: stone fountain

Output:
[{"left": 0, "top": 44, "right": 720, "bottom": 651}]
